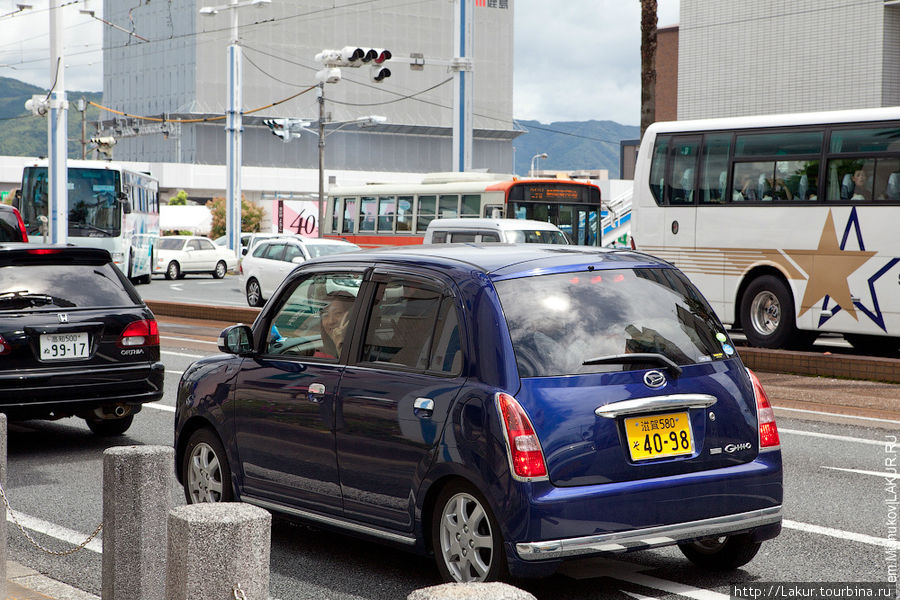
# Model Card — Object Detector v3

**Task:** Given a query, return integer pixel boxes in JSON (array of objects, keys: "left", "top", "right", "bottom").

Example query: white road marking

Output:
[
  {"left": 160, "top": 335, "right": 218, "bottom": 346},
  {"left": 169, "top": 284, "right": 183, "bottom": 291},
  {"left": 779, "top": 428, "right": 887, "bottom": 446},
  {"left": 622, "top": 590, "right": 660, "bottom": 600},
  {"left": 167, "top": 370, "right": 184, "bottom": 376},
  {"left": 7, "top": 511, "right": 102, "bottom": 554},
  {"left": 775, "top": 406, "right": 900, "bottom": 425},
  {"left": 161, "top": 350, "right": 204, "bottom": 359},
  {"left": 822, "top": 466, "right": 899, "bottom": 479},
  {"left": 783, "top": 520, "right": 900, "bottom": 549},
  {"left": 143, "top": 402, "right": 175, "bottom": 413},
  {"left": 614, "top": 572, "right": 729, "bottom": 600}
]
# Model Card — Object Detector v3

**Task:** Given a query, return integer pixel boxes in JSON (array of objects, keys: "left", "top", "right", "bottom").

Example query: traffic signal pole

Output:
[
  {"left": 318, "top": 83, "right": 325, "bottom": 239},
  {"left": 452, "top": 0, "right": 474, "bottom": 172},
  {"left": 225, "top": 2, "right": 243, "bottom": 260}
]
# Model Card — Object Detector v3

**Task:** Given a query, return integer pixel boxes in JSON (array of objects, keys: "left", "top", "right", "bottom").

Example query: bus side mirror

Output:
[
  {"left": 13, "top": 189, "right": 21, "bottom": 208},
  {"left": 121, "top": 201, "right": 132, "bottom": 214}
]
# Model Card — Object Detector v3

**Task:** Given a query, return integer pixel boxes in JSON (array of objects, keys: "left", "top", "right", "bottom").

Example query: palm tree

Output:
[{"left": 640, "top": 0, "right": 658, "bottom": 137}]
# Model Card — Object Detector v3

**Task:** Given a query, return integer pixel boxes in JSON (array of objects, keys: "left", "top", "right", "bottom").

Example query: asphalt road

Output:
[
  {"left": 139, "top": 272, "right": 249, "bottom": 307},
  {"left": 3, "top": 325, "right": 897, "bottom": 599}
]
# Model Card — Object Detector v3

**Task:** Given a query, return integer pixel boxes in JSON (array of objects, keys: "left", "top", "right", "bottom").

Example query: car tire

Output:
[
  {"left": 165, "top": 261, "right": 180, "bottom": 280},
  {"left": 246, "top": 278, "right": 264, "bottom": 307},
  {"left": 739, "top": 275, "right": 797, "bottom": 349},
  {"left": 678, "top": 533, "right": 762, "bottom": 570},
  {"left": 431, "top": 481, "right": 508, "bottom": 583},
  {"left": 182, "top": 428, "right": 233, "bottom": 504},
  {"left": 213, "top": 260, "right": 227, "bottom": 279},
  {"left": 85, "top": 414, "right": 134, "bottom": 436}
]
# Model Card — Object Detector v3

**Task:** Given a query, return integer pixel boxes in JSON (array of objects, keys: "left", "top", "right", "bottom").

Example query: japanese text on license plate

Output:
[
  {"left": 39, "top": 332, "right": 89, "bottom": 361},
  {"left": 624, "top": 411, "right": 694, "bottom": 461}
]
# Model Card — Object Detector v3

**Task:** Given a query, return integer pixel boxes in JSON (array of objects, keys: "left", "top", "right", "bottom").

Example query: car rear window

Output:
[
  {"left": 0, "top": 209, "right": 22, "bottom": 242},
  {"left": 495, "top": 267, "right": 731, "bottom": 377},
  {"left": 505, "top": 229, "right": 568, "bottom": 244},
  {"left": 0, "top": 262, "right": 140, "bottom": 310}
]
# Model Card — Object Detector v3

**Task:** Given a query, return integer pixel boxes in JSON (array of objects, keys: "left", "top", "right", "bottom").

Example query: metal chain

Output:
[
  {"left": 232, "top": 583, "right": 247, "bottom": 600},
  {"left": 0, "top": 479, "right": 103, "bottom": 556}
]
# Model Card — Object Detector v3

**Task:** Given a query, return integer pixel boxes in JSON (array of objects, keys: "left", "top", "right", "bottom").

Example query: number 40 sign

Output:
[{"left": 275, "top": 199, "right": 319, "bottom": 236}]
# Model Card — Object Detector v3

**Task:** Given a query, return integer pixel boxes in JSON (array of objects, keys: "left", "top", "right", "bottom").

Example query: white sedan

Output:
[
  {"left": 241, "top": 236, "right": 360, "bottom": 306},
  {"left": 154, "top": 235, "right": 239, "bottom": 280}
]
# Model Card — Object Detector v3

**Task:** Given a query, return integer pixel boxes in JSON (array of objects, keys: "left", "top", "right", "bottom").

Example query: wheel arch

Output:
[{"left": 733, "top": 265, "right": 794, "bottom": 330}]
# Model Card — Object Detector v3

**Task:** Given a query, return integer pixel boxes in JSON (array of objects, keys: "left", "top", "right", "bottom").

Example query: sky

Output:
[{"left": 0, "top": 0, "right": 679, "bottom": 127}]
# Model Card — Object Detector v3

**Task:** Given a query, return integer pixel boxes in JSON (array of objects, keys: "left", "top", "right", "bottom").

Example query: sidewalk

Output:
[{"left": 6, "top": 561, "right": 97, "bottom": 600}]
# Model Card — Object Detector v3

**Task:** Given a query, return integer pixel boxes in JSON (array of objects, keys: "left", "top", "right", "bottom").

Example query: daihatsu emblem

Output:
[
  {"left": 643, "top": 370, "right": 666, "bottom": 389},
  {"left": 57, "top": 313, "right": 69, "bottom": 324}
]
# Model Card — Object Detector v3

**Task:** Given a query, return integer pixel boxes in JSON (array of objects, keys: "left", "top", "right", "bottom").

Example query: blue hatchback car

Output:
[{"left": 174, "top": 244, "right": 782, "bottom": 582}]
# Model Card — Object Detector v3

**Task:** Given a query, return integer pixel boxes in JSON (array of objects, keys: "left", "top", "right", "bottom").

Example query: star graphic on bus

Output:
[{"left": 784, "top": 208, "right": 896, "bottom": 332}]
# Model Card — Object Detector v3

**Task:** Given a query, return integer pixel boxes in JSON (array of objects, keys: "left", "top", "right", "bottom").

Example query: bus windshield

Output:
[{"left": 20, "top": 167, "right": 121, "bottom": 238}]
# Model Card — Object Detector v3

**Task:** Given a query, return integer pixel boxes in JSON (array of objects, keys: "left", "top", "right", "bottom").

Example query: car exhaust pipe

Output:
[{"left": 114, "top": 405, "right": 127, "bottom": 417}]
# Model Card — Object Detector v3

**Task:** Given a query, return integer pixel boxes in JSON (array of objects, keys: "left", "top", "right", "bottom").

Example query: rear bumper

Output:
[{"left": 515, "top": 505, "right": 782, "bottom": 561}]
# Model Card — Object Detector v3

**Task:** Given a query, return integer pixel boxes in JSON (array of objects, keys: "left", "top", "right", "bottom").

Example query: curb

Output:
[
  {"left": 145, "top": 300, "right": 261, "bottom": 325},
  {"left": 7, "top": 561, "right": 98, "bottom": 600}
]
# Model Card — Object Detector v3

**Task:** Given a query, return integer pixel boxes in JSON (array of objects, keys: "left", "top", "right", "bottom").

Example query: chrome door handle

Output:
[
  {"left": 308, "top": 382, "right": 326, "bottom": 404},
  {"left": 414, "top": 397, "right": 434, "bottom": 418}
]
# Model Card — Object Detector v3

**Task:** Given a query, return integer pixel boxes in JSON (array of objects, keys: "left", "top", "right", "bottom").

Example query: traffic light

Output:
[
  {"left": 263, "top": 119, "right": 307, "bottom": 143},
  {"left": 314, "top": 47, "right": 391, "bottom": 83}
]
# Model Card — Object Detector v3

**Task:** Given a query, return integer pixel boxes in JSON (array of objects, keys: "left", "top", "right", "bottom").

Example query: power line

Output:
[{"left": 514, "top": 120, "right": 632, "bottom": 145}]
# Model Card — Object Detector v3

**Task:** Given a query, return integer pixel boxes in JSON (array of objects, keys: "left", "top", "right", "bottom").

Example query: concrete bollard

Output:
[
  {"left": 0, "top": 413, "right": 7, "bottom": 600},
  {"left": 102, "top": 445, "right": 174, "bottom": 600},
  {"left": 408, "top": 582, "right": 538, "bottom": 600},
  {"left": 165, "top": 503, "right": 271, "bottom": 600}
]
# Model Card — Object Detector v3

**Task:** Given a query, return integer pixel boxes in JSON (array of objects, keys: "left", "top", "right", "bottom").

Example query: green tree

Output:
[
  {"left": 207, "top": 196, "right": 264, "bottom": 239},
  {"left": 168, "top": 189, "right": 189, "bottom": 205}
]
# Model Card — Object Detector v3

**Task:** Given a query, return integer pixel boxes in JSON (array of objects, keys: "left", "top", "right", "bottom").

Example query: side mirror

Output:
[
  {"left": 242, "top": 247, "right": 249, "bottom": 256},
  {"left": 291, "top": 256, "right": 305, "bottom": 264},
  {"left": 218, "top": 324, "right": 255, "bottom": 355}
]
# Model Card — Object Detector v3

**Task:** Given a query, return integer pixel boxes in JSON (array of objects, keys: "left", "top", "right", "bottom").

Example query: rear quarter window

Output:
[
  {"left": 0, "top": 261, "right": 140, "bottom": 310},
  {"left": 494, "top": 267, "right": 729, "bottom": 377},
  {"left": 0, "top": 210, "right": 22, "bottom": 241}
]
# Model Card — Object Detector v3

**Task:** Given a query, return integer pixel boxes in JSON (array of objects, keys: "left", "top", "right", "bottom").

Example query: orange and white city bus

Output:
[
  {"left": 322, "top": 172, "right": 602, "bottom": 247},
  {"left": 631, "top": 107, "right": 900, "bottom": 352}
]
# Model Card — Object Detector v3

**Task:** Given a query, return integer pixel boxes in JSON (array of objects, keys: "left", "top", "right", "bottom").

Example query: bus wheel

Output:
[
  {"left": 740, "top": 275, "right": 797, "bottom": 349},
  {"left": 165, "top": 261, "right": 181, "bottom": 280}
]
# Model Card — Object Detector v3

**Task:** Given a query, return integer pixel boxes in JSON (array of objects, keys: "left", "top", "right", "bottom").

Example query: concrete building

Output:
[
  {"left": 100, "top": 0, "right": 517, "bottom": 175},
  {"left": 677, "top": 0, "right": 900, "bottom": 120},
  {"left": 655, "top": 25, "right": 678, "bottom": 122}
]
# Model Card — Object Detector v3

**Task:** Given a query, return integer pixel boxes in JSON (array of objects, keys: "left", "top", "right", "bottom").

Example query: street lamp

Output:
[
  {"left": 199, "top": 0, "right": 271, "bottom": 259},
  {"left": 530, "top": 152, "right": 548, "bottom": 177}
]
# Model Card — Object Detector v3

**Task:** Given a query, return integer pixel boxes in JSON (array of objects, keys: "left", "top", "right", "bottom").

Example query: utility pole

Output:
[
  {"left": 317, "top": 83, "right": 325, "bottom": 239},
  {"left": 640, "top": 0, "right": 658, "bottom": 138},
  {"left": 48, "top": 0, "right": 68, "bottom": 244},
  {"left": 452, "top": 0, "right": 474, "bottom": 172}
]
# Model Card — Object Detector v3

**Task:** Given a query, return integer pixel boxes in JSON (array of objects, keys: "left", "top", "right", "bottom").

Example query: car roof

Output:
[
  {"left": 425, "top": 218, "right": 563, "bottom": 231},
  {"left": 310, "top": 244, "right": 670, "bottom": 279}
]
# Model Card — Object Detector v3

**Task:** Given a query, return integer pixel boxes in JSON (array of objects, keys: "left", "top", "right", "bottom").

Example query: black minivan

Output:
[{"left": 0, "top": 244, "right": 164, "bottom": 434}]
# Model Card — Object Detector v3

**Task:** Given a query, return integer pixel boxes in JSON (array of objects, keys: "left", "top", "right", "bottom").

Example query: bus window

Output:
[
  {"left": 777, "top": 160, "right": 819, "bottom": 201},
  {"left": 378, "top": 196, "right": 396, "bottom": 231},
  {"left": 331, "top": 197, "right": 341, "bottom": 232},
  {"left": 397, "top": 196, "right": 413, "bottom": 231},
  {"left": 439, "top": 195, "right": 459, "bottom": 218},
  {"left": 417, "top": 195, "right": 436, "bottom": 231},
  {"left": 649, "top": 135, "right": 669, "bottom": 205},
  {"left": 828, "top": 158, "right": 877, "bottom": 202},
  {"left": 359, "top": 196, "right": 376, "bottom": 232},
  {"left": 874, "top": 158, "right": 900, "bottom": 201},
  {"left": 699, "top": 133, "right": 731, "bottom": 204},
  {"left": 735, "top": 131, "right": 823, "bottom": 156},
  {"left": 830, "top": 127, "right": 900, "bottom": 153},
  {"left": 461, "top": 195, "right": 480, "bottom": 218},
  {"left": 667, "top": 137, "right": 700, "bottom": 205},
  {"left": 342, "top": 198, "right": 357, "bottom": 234}
]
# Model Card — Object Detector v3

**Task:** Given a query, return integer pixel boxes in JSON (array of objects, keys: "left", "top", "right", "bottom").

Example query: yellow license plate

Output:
[{"left": 624, "top": 411, "right": 694, "bottom": 461}]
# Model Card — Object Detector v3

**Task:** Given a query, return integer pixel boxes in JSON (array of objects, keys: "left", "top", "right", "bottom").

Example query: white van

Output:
[{"left": 423, "top": 218, "right": 569, "bottom": 244}]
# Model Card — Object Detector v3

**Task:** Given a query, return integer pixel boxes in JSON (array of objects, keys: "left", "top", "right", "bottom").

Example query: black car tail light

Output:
[
  {"left": 0, "top": 334, "right": 10, "bottom": 355},
  {"left": 118, "top": 319, "right": 160, "bottom": 348}
]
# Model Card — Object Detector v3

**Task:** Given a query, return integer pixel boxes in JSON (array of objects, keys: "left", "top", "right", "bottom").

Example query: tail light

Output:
[
  {"left": 747, "top": 368, "right": 780, "bottom": 448},
  {"left": 0, "top": 334, "right": 11, "bottom": 355},
  {"left": 13, "top": 208, "right": 27, "bottom": 242},
  {"left": 495, "top": 392, "right": 548, "bottom": 479},
  {"left": 118, "top": 319, "right": 160, "bottom": 348}
]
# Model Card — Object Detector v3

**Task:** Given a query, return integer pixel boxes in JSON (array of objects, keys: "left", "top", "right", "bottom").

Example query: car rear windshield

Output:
[
  {"left": 506, "top": 229, "right": 568, "bottom": 244},
  {"left": 0, "top": 209, "right": 22, "bottom": 242},
  {"left": 495, "top": 267, "right": 731, "bottom": 377},
  {"left": 0, "top": 262, "right": 140, "bottom": 311}
]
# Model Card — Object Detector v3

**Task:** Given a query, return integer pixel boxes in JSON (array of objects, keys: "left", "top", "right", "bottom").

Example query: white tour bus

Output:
[
  {"left": 631, "top": 107, "right": 900, "bottom": 352},
  {"left": 16, "top": 159, "right": 161, "bottom": 284}
]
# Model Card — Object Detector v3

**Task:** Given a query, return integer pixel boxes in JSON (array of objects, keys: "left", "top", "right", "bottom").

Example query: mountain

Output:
[
  {"left": 512, "top": 119, "right": 640, "bottom": 179},
  {"left": 0, "top": 76, "right": 103, "bottom": 158}
]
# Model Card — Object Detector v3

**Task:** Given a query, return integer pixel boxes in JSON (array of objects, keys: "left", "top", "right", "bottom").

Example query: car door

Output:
[
  {"left": 335, "top": 271, "right": 467, "bottom": 531},
  {"left": 184, "top": 238, "right": 202, "bottom": 271},
  {"left": 258, "top": 242, "right": 286, "bottom": 298},
  {"left": 196, "top": 238, "right": 218, "bottom": 271},
  {"left": 280, "top": 243, "right": 305, "bottom": 286},
  {"left": 231, "top": 269, "right": 365, "bottom": 513}
]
